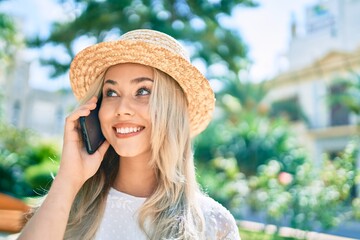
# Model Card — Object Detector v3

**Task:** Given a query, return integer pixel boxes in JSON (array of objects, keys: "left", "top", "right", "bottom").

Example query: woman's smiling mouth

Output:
[
  {"left": 113, "top": 125, "right": 146, "bottom": 138},
  {"left": 115, "top": 127, "right": 144, "bottom": 134}
]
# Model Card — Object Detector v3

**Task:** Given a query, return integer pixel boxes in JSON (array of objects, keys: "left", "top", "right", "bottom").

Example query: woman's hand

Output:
[
  {"left": 57, "top": 96, "right": 110, "bottom": 190},
  {"left": 18, "top": 96, "right": 110, "bottom": 240}
]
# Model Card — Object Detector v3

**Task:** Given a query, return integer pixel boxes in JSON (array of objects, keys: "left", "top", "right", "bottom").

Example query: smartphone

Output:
[{"left": 79, "top": 98, "right": 105, "bottom": 154}]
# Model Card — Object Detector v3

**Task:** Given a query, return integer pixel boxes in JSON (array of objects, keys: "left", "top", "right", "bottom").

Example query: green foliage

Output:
[
  {"left": 334, "top": 73, "right": 360, "bottom": 115},
  {"left": 197, "top": 157, "right": 248, "bottom": 214},
  {"left": 0, "top": 123, "right": 34, "bottom": 155},
  {"left": 247, "top": 160, "right": 292, "bottom": 222},
  {"left": 0, "top": 10, "right": 22, "bottom": 67},
  {"left": 23, "top": 143, "right": 60, "bottom": 194},
  {"left": 352, "top": 197, "right": 360, "bottom": 220},
  {"left": 239, "top": 228, "right": 300, "bottom": 240},
  {"left": 197, "top": 124, "right": 360, "bottom": 231},
  {"left": 247, "top": 140, "right": 360, "bottom": 231},
  {"left": 0, "top": 123, "right": 35, "bottom": 196},
  {"left": 195, "top": 76, "right": 302, "bottom": 177},
  {"left": 329, "top": 74, "right": 360, "bottom": 117},
  {"left": 192, "top": 47, "right": 359, "bottom": 233},
  {"left": 229, "top": 116, "right": 306, "bottom": 175},
  {"left": 196, "top": 113, "right": 307, "bottom": 176},
  {"left": 216, "top": 79, "right": 268, "bottom": 123},
  {"left": 269, "top": 97, "right": 307, "bottom": 123},
  {"left": 0, "top": 122, "right": 60, "bottom": 197},
  {"left": 28, "top": 0, "right": 257, "bottom": 78},
  {"left": 0, "top": 149, "right": 28, "bottom": 196},
  {"left": 194, "top": 120, "right": 228, "bottom": 163},
  {"left": 24, "top": 160, "right": 58, "bottom": 195}
]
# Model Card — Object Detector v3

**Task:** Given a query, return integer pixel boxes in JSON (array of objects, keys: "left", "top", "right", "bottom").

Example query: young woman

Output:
[{"left": 19, "top": 29, "right": 241, "bottom": 240}]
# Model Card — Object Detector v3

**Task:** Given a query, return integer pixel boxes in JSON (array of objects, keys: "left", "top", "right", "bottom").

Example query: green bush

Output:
[
  {"left": 247, "top": 140, "right": 360, "bottom": 231},
  {"left": 24, "top": 160, "right": 59, "bottom": 195},
  {"left": 269, "top": 97, "right": 307, "bottom": 123},
  {"left": 0, "top": 122, "right": 60, "bottom": 197},
  {"left": 247, "top": 160, "right": 292, "bottom": 222},
  {"left": 196, "top": 125, "right": 360, "bottom": 232},
  {"left": 197, "top": 157, "right": 248, "bottom": 214},
  {"left": 0, "top": 149, "right": 31, "bottom": 196},
  {"left": 196, "top": 113, "right": 307, "bottom": 177}
]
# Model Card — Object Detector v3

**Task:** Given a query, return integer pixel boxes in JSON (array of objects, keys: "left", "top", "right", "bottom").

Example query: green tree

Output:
[
  {"left": 330, "top": 73, "right": 360, "bottom": 120},
  {"left": 0, "top": 6, "right": 22, "bottom": 68},
  {"left": 217, "top": 114, "right": 306, "bottom": 176},
  {"left": 342, "top": 73, "right": 360, "bottom": 114},
  {"left": 269, "top": 97, "right": 308, "bottom": 123},
  {"left": 217, "top": 79, "right": 268, "bottom": 123},
  {"left": 193, "top": 51, "right": 281, "bottom": 164},
  {"left": 29, "top": 0, "right": 257, "bottom": 78},
  {"left": 0, "top": 2, "right": 24, "bottom": 120},
  {"left": 194, "top": 78, "right": 305, "bottom": 176}
]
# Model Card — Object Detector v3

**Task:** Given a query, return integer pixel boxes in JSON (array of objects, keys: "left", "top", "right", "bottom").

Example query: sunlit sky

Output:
[{"left": 1, "top": 0, "right": 318, "bottom": 90}]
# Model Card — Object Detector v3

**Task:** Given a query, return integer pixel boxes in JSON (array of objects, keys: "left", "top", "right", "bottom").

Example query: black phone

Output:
[{"left": 79, "top": 98, "right": 105, "bottom": 154}]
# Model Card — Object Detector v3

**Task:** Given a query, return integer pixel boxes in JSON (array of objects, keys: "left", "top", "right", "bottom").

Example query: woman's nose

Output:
[{"left": 115, "top": 97, "right": 135, "bottom": 116}]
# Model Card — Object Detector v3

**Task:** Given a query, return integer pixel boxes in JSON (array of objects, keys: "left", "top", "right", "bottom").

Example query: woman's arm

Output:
[
  {"left": 18, "top": 97, "right": 109, "bottom": 240},
  {"left": 18, "top": 174, "right": 80, "bottom": 240}
]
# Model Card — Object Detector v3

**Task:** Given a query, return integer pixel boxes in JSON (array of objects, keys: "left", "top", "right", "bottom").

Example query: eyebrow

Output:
[{"left": 104, "top": 77, "right": 154, "bottom": 85}]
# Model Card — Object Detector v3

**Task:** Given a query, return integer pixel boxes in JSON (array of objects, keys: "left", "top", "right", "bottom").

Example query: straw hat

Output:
[{"left": 70, "top": 29, "right": 215, "bottom": 136}]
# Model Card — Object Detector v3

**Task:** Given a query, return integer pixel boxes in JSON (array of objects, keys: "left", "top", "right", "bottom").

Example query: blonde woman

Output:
[{"left": 19, "top": 29, "right": 240, "bottom": 240}]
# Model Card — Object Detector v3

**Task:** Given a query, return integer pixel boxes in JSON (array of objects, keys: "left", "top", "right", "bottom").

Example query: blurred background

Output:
[{"left": 0, "top": 0, "right": 360, "bottom": 239}]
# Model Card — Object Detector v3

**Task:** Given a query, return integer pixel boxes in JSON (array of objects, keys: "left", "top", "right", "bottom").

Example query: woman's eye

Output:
[
  {"left": 105, "top": 89, "right": 118, "bottom": 97},
  {"left": 136, "top": 87, "right": 151, "bottom": 96}
]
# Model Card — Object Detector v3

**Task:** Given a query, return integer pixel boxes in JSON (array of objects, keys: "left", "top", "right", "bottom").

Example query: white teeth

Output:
[{"left": 116, "top": 127, "right": 142, "bottom": 134}]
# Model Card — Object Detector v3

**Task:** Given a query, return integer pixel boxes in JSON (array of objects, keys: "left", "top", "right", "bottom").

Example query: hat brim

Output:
[{"left": 70, "top": 40, "right": 215, "bottom": 136}]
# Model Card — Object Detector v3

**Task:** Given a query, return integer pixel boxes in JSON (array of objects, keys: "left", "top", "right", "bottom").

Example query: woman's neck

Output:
[{"left": 113, "top": 155, "right": 157, "bottom": 198}]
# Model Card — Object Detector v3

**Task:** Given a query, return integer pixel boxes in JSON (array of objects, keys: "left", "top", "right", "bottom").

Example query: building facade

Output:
[
  {"left": 288, "top": 0, "right": 360, "bottom": 71},
  {"left": 266, "top": 0, "right": 360, "bottom": 164},
  {"left": 1, "top": 55, "right": 76, "bottom": 138}
]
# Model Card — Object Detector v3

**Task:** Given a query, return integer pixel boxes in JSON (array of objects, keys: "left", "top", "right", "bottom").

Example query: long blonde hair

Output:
[{"left": 64, "top": 66, "right": 205, "bottom": 239}]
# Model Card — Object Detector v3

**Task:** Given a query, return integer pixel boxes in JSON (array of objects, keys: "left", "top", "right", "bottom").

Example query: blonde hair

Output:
[{"left": 63, "top": 66, "right": 205, "bottom": 239}]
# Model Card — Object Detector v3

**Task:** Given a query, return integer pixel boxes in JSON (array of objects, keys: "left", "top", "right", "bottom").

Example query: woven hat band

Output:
[{"left": 120, "top": 29, "right": 190, "bottom": 61}]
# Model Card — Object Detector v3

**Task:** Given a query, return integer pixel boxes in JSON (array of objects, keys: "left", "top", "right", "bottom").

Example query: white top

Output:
[
  {"left": 96, "top": 188, "right": 241, "bottom": 240},
  {"left": 96, "top": 188, "right": 147, "bottom": 240}
]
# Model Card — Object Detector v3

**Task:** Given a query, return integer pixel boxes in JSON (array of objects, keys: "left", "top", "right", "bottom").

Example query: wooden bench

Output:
[{"left": 0, "top": 193, "right": 30, "bottom": 233}]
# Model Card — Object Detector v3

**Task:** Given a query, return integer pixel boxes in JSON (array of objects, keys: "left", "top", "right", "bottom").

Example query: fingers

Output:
[
  {"left": 97, "top": 140, "right": 110, "bottom": 157},
  {"left": 64, "top": 96, "right": 100, "bottom": 132},
  {"left": 83, "top": 141, "right": 110, "bottom": 172},
  {"left": 67, "top": 96, "right": 98, "bottom": 122}
]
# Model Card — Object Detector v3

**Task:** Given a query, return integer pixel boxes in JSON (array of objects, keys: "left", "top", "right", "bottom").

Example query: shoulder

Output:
[{"left": 198, "top": 194, "right": 241, "bottom": 240}]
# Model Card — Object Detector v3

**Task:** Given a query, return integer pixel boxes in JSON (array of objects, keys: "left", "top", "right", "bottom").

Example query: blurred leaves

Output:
[
  {"left": 195, "top": 73, "right": 360, "bottom": 232},
  {"left": 338, "top": 74, "right": 360, "bottom": 115},
  {"left": 217, "top": 79, "right": 268, "bottom": 123},
  {"left": 197, "top": 157, "right": 249, "bottom": 214},
  {"left": 196, "top": 112, "right": 307, "bottom": 176},
  {"left": 195, "top": 75, "right": 300, "bottom": 176},
  {"left": 247, "top": 160, "right": 292, "bottom": 221},
  {"left": 329, "top": 73, "right": 360, "bottom": 122},
  {"left": 269, "top": 97, "right": 308, "bottom": 123},
  {"left": 197, "top": 139, "right": 360, "bottom": 232},
  {"left": 28, "top": 0, "right": 258, "bottom": 78},
  {"left": 0, "top": 11, "right": 23, "bottom": 67},
  {"left": 0, "top": 122, "right": 60, "bottom": 197}
]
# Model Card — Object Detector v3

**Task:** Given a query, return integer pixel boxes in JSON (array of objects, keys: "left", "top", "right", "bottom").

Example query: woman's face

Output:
[{"left": 99, "top": 63, "right": 153, "bottom": 159}]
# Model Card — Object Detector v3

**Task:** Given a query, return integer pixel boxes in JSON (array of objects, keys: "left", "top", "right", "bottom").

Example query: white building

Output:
[
  {"left": 265, "top": 0, "right": 360, "bottom": 164},
  {"left": 1, "top": 54, "right": 76, "bottom": 137},
  {"left": 288, "top": 0, "right": 360, "bottom": 71}
]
